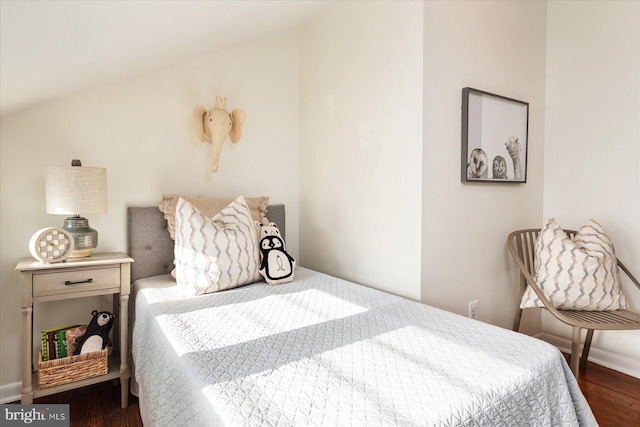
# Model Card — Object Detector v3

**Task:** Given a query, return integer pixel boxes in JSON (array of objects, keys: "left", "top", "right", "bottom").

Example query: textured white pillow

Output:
[
  {"left": 174, "top": 196, "right": 261, "bottom": 296},
  {"left": 520, "top": 218, "right": 627, "bottom": 311}
]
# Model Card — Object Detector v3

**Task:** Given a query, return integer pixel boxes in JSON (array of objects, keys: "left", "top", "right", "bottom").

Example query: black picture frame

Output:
[{"left": 461, "top": 87, "right": 529, "bottom": 183}]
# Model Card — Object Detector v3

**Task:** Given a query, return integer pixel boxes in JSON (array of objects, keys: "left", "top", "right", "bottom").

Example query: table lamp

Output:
[{"left": 45, "top": 159, "right": 107, "bottom": 258}]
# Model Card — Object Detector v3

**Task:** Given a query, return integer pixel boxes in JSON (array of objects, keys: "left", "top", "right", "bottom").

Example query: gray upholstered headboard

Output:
[{"left": 127, "top": 204, "right": 285, "bottom": 282}]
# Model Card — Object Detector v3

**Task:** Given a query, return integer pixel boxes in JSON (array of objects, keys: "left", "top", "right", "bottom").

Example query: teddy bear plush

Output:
[{"left": 73, "top": 310, "right": 117, "bottom": 355}]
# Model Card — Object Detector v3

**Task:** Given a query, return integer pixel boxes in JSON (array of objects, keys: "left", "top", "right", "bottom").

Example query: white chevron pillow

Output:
[
  {"left": 520, "top": 218, "right": 627, "bottom": 311},
  {"left": 174, "top": 196, "right": 261, "bottom": 296}
]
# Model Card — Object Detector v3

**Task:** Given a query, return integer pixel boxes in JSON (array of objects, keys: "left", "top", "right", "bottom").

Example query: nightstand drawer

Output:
[{"left": 33, "top": 267, "right": 121, "bottom": 298}]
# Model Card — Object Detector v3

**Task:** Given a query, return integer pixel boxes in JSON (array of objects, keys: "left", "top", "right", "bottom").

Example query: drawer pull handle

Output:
[{"left": 65, "top": 278, "right": 93, "bottom": 286}]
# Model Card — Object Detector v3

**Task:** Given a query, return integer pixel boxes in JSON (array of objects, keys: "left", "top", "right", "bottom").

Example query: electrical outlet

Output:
[{"left": 469, "top": 300, "right": 478, "bottom": 320}]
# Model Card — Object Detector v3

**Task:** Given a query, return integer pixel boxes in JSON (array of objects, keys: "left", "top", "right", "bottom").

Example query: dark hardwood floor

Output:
[
  {"left": 17, "top": 357, "right": 640, "bottom": 426},
  {"left": 564, "top": 355, "right": 640, "bottom": 427},
  {"left": 20, "top": 382, "right": 142, "bottom": 427}
]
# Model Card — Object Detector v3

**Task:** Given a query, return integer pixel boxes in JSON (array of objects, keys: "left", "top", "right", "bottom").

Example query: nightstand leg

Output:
[
  {"left": 112, "top": 294, "right": 120, "bottom": 354},
  {"left": 21, "top": 306, "right": 33, "bottom": 403},
  {"left": 119, "top": 294, "right": 130, "bottom": 408}
]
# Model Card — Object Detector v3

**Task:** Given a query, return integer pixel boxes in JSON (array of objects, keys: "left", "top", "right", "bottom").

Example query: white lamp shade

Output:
[{"left": 45, "top": 165, "right": 107, "bottom": 215}]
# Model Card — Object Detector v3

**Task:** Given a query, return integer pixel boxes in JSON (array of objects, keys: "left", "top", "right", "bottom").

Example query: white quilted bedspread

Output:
[{"left": 132, "top": 268, "right": 597, "bottom": 427}]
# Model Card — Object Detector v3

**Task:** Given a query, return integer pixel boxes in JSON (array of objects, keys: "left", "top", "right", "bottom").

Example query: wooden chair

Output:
[{"left": 507, "top": 229, "right": 640, "bottom": 378}]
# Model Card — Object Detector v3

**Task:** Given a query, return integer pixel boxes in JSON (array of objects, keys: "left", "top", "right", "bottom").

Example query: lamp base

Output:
[{"left": 63, "top": 216, "right": 98, "bottom": 258}]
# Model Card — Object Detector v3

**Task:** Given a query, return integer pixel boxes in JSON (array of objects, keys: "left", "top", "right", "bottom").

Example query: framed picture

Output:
[{"left": 461, "top": 87, "right": 529, "bottom": 183}]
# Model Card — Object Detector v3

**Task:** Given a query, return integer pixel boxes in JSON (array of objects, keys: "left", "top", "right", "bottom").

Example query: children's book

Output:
[{"left": 40, "top": 324, "right": 80, "bottom": 361}]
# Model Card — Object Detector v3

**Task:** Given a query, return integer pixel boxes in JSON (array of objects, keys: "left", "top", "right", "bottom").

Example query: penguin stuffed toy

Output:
[
  {"left": 257, "top": 222, "right": 296, "bottom": 284},
  {"left": 73, "top": 310, "right": 117, "bottom": 355}
]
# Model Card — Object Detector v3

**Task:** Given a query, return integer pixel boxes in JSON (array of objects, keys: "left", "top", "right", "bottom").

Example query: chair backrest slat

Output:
[
  {"left": 508, "top": 230, "right": 536, "bottom": 296},
  {"left": 524, "top": 230, "right": 538, "bottom": 274}
]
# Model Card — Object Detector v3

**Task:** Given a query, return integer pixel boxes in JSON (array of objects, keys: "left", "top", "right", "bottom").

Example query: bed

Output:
[{"left": 128, "top": 204, "right": 597, "bottom": 426}]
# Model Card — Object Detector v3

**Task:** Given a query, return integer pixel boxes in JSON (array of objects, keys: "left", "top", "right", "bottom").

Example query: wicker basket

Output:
[{"left": 37, "top": 349, "right": 108, "bottom": 389}]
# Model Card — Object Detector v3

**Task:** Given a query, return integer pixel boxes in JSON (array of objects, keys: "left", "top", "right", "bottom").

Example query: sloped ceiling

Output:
[{"left": 0, "top": 0, "right": 326, "bottom": 117}]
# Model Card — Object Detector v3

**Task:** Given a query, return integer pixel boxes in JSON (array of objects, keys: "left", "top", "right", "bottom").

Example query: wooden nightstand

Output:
[{"left": 15, "top": 252, "right": 134, "bottom": 408}]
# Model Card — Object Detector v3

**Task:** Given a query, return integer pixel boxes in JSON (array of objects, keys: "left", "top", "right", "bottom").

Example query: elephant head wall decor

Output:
[{"left": 193, "top": 96, "right": 247, "bottom": 172}]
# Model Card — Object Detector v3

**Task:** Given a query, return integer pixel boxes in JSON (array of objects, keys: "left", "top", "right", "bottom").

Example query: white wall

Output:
[
  {"left": 0, "top": 32, "right": 300, "bottom": 399},
  {"left": 543, "top": 1, "right": 640, "bottom": 376},
  {"left": 299, "top": 1, "right": 424, "bottom": 300},
  {"left": 421, "top": 0, "right": 547, "bottom": 329}
]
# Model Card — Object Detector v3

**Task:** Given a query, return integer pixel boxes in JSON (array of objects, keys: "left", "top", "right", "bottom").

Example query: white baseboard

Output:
[
  {"left": 537, "top": 332, "right": 640, "bottom": 379},
  {"left": 0, "top": 382, "right": 21, "bottom": 404}
]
